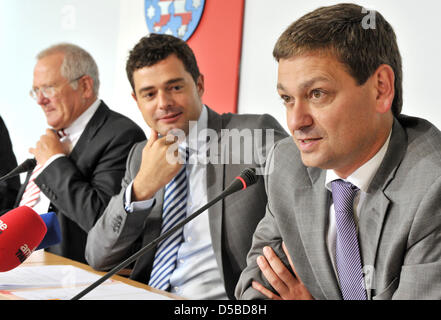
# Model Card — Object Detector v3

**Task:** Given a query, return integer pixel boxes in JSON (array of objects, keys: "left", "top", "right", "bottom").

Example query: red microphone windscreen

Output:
[{"left": 0, "top": 206, "right": 47, "bottom": 272}]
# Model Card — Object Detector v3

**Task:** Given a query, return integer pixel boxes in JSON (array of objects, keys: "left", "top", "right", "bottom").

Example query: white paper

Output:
[
  {"left": 0, "top": 265, "right": 109, "bottom": 290},
  {"left": 9, "top": 282, "right": 173, "bottom": 300},
  {"left": 0, "top": 265, "right": 173, "bottom": 300}
]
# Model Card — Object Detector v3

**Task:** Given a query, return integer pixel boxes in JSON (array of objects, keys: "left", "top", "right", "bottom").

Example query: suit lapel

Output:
[
  {"left": 358, "top": 191, "right": 390, "bottom": 300},
  {"left": 293, "top": 166, "right": 342, "bottom": 299},
  {"left": 69, "top": 101, "right": 109, "bottom": 161},
  {"left": 358, "top": 118, "right": 407, "bottom": 299},
  {"left": 205, "top": 107, "right": 226, "bottom": 278}
]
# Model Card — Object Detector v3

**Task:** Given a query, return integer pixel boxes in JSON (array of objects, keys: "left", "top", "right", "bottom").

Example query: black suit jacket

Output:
[
  {"left": 15, "top": 101, "right": 145, "bottom": 263},
  {"left": 0, "top": 116, "right": 20, "bottom": 213}
]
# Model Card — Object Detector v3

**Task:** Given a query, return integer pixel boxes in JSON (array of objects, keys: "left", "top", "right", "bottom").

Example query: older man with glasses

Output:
[{"left": 14, "top": 43, "right": 145, "bottom": 264}]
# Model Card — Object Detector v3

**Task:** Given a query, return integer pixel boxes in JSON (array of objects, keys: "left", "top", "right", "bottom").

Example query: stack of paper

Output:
[{"left": 0, "top": 265, "right": 171, "bottom": 300}]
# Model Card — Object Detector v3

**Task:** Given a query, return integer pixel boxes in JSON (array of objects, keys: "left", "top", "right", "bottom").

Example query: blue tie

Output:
[
  {"left": 331, "top": 179, "right": 367, "bottom": 300},
  {"left": 148, "top": 164, "right": 188, "bottom": 291}
]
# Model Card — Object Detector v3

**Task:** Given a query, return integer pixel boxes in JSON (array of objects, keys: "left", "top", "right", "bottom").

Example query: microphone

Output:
[
  {"left": 0, "top": 158, "right": 36, "bottom": 182},
  {"left": 71, "top": 168, "right": 259, "bottom": 300},
  {"left": 36, "top": 212, "right": 62, "bottom": 251},
  {"left": 0, "top": 206, "right": 47, "bottom": 272}
]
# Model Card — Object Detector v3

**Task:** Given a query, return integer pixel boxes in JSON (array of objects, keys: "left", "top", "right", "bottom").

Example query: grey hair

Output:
[{"left": 37, "top": 43, "right": 100, "bottom": 96}]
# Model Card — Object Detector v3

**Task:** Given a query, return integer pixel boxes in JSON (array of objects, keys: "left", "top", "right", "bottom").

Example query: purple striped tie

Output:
[{"left": 331, "top": 179, "right": 367, "bottom": 300}]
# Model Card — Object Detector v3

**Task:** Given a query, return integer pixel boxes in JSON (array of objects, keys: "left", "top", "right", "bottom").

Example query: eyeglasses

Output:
[{"left": 29, "top": 75, "right": 84, "bottom": 101}]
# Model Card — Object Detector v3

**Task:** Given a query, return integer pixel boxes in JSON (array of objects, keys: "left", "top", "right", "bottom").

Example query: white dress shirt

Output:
[
  {"left": 30, "top": 99, "right": 101, "bottom": 214},
  {"left": 325, "top": 130, "right": 392, "bottom": 277},
  {"left": 125, "top": 106, "right": 228, "bottom": 300}
]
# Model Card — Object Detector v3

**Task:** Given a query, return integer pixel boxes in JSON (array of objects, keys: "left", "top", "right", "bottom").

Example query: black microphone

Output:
[
  {"left": 0, "top": 159, "right": 36, "bottom": 182},
  {"left": 71, "top": 168, "right": 259, "bottom": 300}
]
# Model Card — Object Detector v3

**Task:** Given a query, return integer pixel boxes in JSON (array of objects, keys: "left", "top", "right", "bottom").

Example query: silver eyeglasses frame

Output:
[{"left": 29, "top": 75, "right": 85, "bottom": 101}]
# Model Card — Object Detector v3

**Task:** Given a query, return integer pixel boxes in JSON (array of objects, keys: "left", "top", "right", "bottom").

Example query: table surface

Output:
[{"left": 0, "top": 250, "right": 181, "bottom": 300}]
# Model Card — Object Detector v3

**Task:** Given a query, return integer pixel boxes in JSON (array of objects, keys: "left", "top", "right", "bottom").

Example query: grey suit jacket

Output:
[
  {"left": 85, "top": 107, "right": 288, "bottom": 299},
  {"left": 236, "top": 115, "right": 441, "bottom": 300}
]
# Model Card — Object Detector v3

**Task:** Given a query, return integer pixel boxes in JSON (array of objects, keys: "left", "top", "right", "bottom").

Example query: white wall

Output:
[
  {"left": 1, "top": 0, "right": 440, "bottom": 170},
  {"left": 0, "top": 0, "right": 122, "bottom": 165},
  {"left": 239, "top": 0, "right": 441, "bottom": 133}
]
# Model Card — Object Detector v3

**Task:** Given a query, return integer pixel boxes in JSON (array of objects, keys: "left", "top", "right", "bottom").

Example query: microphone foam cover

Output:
[
  {"left": 36, "top": 212, "right": 61, "bottom": 250},
  {"left": 240, "top": 168, "right": 259, "bottom": 187},
  {"left": 0, "top": 206, "right": 47, "bottom": 272}
]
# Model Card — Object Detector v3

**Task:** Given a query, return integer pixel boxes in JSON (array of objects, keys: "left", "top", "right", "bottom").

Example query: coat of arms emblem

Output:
[{"left": 145, "top": 0, "right": 205, "bottom": 41}]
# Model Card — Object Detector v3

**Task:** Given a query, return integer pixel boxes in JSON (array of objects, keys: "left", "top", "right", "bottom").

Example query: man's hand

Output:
[
  {"left": 29, "top": 129, "right": 66, "bottom": 166},
  {"left": 132, "top": 128, "right": 183, "bottom": 201},
  {"left": 252, "top": 242, "right": 314, "bottom": 300}
]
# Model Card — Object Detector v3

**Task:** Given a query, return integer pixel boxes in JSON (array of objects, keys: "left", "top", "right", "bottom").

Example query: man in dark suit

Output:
[
  {"left": 236, "top": 3, "right": 441, "bottom": 300},
  {"left": 16, "top": 43, "right": 145, "bottom": 263},
  {"left": 85, "top": 34, "right": 288, "bottom": 299},
  {"left": 0, "top": 116, "right": 20, "bottom": 213}
]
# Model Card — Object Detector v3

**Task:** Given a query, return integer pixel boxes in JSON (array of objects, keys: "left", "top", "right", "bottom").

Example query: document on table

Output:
[
  {"left": 0, "top": 265, "right": 109, "bottom": 290},
  {"left": 0, "top": 265, "right": 172, "bottom": 300},
  {"left": 8, "top": 283, "right": 172, "bottom": 300}
]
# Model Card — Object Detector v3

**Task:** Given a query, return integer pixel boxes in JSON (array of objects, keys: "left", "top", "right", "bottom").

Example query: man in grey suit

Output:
[
  {"left": 236, "top": 3, "right": 441, "bottom": 300},
  {"left": 85, "top": 34, "right": 287, "bottom": 299}
]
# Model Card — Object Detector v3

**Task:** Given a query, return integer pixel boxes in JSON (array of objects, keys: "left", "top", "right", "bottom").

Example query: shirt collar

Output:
[
  {"left": 179, "top": 104, "right": 208, "bottom": 153},
  {"left": 325, "top": 129, "right": 392, "bottom": 193},
  {"left": 62, "top": 99, "right": 101, "bottom": 137}
]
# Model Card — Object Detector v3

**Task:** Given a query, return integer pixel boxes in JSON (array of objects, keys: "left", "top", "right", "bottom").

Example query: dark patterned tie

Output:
[{"left": 331, "top": 179, "right": 367, "bottom": 300}]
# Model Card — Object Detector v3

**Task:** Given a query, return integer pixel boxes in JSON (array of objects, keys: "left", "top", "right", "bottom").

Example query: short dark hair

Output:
[
  {"left": 126, "top": 33, "right": 201, "bottom": 92},
  {"left": 273, "top": 3, "right": 403, "bottom": 116}
]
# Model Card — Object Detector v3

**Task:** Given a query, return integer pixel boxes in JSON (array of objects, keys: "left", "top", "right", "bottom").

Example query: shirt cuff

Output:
[
  {"left": 124, "top": 181, "right": 155, "bottom": 213},
  {"left": 45, "top": 154, "right": 66, "bottom": 168},
  {"left": 33, "top": 154, "right": 66, "bottom": 179}
]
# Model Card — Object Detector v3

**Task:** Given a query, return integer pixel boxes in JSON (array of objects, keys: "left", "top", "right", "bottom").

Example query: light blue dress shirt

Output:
[{"left": 124, "top": 106, "right": 228, "bottom": 300}]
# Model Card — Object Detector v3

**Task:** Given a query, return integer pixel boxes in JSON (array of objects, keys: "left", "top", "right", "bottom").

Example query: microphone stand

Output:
[
  {"left": 0, "top": 159, "right": 36, "bottom": 182},
  {"left": 71, "top": 170, "right": 257, "bottom": 300}
]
